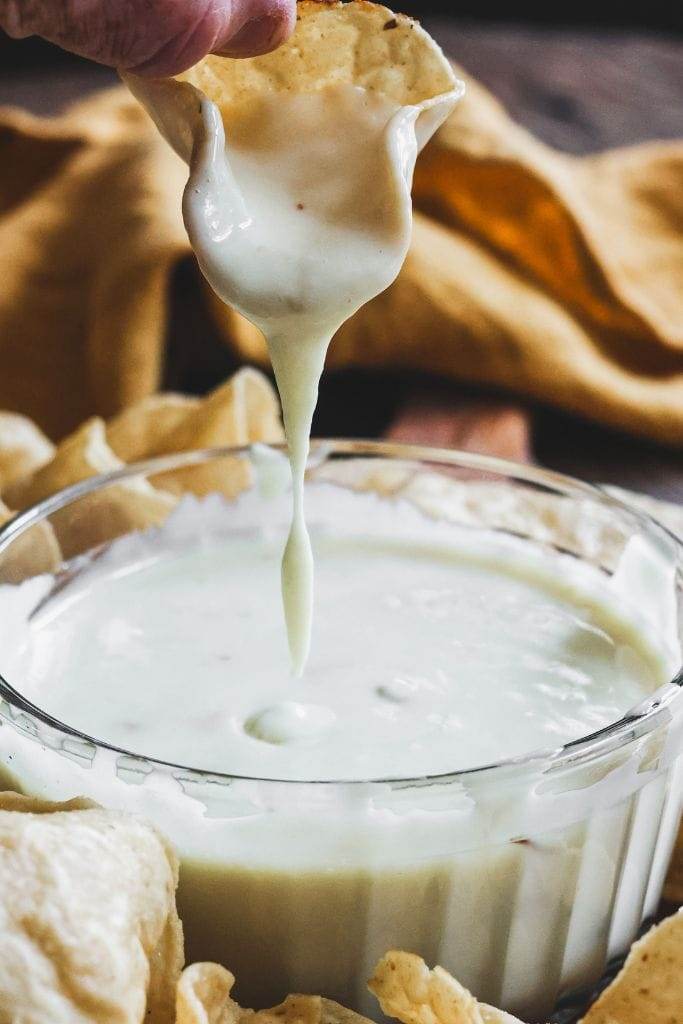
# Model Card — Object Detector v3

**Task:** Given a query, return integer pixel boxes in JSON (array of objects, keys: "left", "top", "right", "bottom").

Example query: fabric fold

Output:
[{"left": 0, "top": 63, "right": 680, "bottom": 443}]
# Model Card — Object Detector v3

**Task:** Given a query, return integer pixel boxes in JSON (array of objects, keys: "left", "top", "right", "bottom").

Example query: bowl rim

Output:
[{"left": 0, "top": 438, "right": 681, "bottom": 789}]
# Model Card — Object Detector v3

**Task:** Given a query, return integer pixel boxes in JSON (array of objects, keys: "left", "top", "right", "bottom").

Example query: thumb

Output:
[{"left": 0, "top": 0, "right": 295, "bottom": 76}]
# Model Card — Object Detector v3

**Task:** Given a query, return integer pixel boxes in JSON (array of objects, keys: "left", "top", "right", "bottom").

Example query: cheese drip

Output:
[{"left": 183, "top": 85, "right": 421, "bottom": 672}]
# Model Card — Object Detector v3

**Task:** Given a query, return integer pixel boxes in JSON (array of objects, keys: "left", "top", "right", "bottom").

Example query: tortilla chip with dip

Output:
[{"left": 123, "top": 0, "right": 459, "bottom": 168}]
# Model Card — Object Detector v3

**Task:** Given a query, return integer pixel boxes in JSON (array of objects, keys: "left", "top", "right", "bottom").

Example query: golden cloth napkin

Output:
[{"left": 0, "top": 72, "right": 681, "bottom": 444}]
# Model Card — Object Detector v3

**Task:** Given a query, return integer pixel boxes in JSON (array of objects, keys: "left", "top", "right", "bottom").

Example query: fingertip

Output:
[
  {"left": 124, "top": 0, "right": 294, "bottom": 78},
  {"left": 125, "top": 2, "right": 231, "bottom": 77},
  {"left": 213, "top": 0, "right": 295, "bottom": 58}
]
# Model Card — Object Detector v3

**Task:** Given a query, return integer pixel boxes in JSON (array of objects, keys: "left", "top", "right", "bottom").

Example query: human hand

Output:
[{"left": 0, "top": 0, "right": 296, "bottom": 76}]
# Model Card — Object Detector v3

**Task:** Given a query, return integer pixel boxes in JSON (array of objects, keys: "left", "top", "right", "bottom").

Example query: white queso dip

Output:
[{"left": 8, "top": 489, "right": 667, "bottom": 781}]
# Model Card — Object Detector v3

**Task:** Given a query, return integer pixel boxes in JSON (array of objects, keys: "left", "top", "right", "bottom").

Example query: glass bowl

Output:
[{"left": 0, "top": 441, "right": 680, "bottom": 1022}]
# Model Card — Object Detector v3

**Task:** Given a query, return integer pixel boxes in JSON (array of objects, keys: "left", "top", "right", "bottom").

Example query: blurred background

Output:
[{"left": 0, "top": 0, "right": 682, "bottom": 500}]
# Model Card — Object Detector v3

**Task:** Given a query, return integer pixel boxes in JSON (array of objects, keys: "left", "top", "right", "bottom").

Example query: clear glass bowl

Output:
[{"left": 0, "top": 441, "right": 680, "bottom": 1023}]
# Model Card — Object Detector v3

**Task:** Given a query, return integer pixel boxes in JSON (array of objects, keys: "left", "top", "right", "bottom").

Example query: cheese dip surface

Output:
[{"left": 10, "top": 491, "right": 666, "bottom": 781}]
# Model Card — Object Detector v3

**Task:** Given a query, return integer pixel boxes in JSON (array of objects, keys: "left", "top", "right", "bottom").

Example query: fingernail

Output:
[{"left": 214, "top": 14, "right": 283, "bottom": 58}]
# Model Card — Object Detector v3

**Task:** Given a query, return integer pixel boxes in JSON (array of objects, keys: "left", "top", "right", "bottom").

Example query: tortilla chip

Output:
[
  {"left": 368, "top": 952, "right": 523, "bottom": 1024},
  {"left": 146, "top": 370, "right": 283, "bottom": 497},
  {"left": 124, "top": 0, "right": 460, "bottom": 168},
  {"left": 177, "top": 963, "right": 374, "bottom": 1024},
  {"left": 580, "top": 910, "right": 683, "bottom": 1024},
  {"left": 0, "top": 497, "right": 62, "bottom": 582},
  {"left": 176, "top": 963, "right": 246, "bottom": 1024},
  {"left": 5, "top": 416, "right": 134, "bottom": 508},
  {"left": 0, "top": 412, "right": 54, "bottom": 495},
  {"left": 0, "top": 791, "right": 183, "bottom": 1024},
  {"left": 3, "top": 417, "right": 176, "bottom": 558},
  {"left": 257, "top": 996, "right": 356, "bottom": 1024},
  {"left": 106, "top": 392, "right": 200, "bottom": 462},
  {"left": 107, "top": 370, "right": 283, "bottom": 497},
  {"left": 0, "top": 368, "right": 281, "bottom": 561},
  {"left": 179, "top": 0, "right": 458, "bottom": 131},
  {"left": 317, "top": 997, "right": 377, "bottom": 1024},
  {"left": 182, "top": 1, "right": 455, "bottom": 110}
]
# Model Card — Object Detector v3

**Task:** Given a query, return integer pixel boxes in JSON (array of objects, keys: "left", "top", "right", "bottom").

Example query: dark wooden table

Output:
[{"left": 1, "top": 21, "right": 682, "bottom": 500}]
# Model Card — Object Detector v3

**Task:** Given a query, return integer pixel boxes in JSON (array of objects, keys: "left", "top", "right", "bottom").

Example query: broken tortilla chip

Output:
[
  {"left": 0, "top": 497, "right": 61, "bottom": 582},
  {"left": 177, "top": 962, "right": 375, "bottom": 1024},
  {"left": 108, "top": 370, "right": 281, "bottom": 458},
  {"left": 106, "top": 369, "right": 283, "bottom": 496},
  {"left": 0, "top": 367, "right": 281, "bottom": 563},
  {"left": 176, "top": 963, "right": 243, "bottom": 1024},
  {"left": 107, "top": 368, "right": 281, "bottom": 499},
  {"left": 5, "top": 416, "right": 145, "bottom": 508},
  {"left": 106, "top": 391, "right": 199, "bottom": 463},
  {"left": 148, "top": 370, "right": 283, "bottom": 496},
  {"left": 368, "top": 951, "right": 524, "bottom": 1024},
  {"left": 0, "top": 791, "right": 183, "bottom": 1024},
  {"left": 254, "top": 995, "right": 365, "bottom": 1024},
  {"left": 580, "top": 909, "right": 683, "bottom": 1024},
  {"left": 0, "top": 412, "right": 54, "bottom": 496},
  {"left": 3, "top": 417, "right": 176, "bottom": 558}
]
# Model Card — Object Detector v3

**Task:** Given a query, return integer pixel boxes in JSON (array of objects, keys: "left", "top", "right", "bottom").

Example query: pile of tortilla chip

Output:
[
  {"left": 0, "top": 366, "right": 283, "bottom": 576},
  {"left": 0, "top": 794, "right": 680, "bottom": 1023}
]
